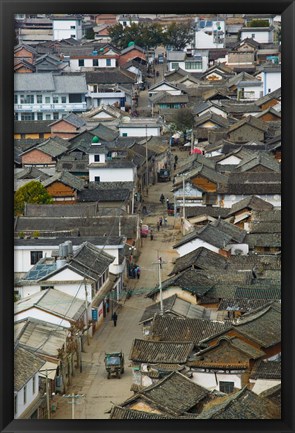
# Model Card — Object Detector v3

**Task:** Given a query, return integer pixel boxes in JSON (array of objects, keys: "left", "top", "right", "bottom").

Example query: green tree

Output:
[
  {"left": 170, "top": 108, "right": 194, "bottom": 136},
  {"left": 14, "top": 181, "right": 53, "bottom": 216},
  {"left": 164, "top": 21, "right": 194, "bottom": 50},
  {"left": 108, "top": 22, "right": 164, "bottom": 50},
  {"left": 85, "top": 27, "right": 95, "bottom": 39},
  {"left": 248, "top": 19, "right": 269, "bottom": 27}
]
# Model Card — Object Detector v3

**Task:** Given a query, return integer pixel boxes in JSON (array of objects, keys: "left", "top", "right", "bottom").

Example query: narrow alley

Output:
[{"left": 51, "top": 152, "right": 185, "bottom": 419}]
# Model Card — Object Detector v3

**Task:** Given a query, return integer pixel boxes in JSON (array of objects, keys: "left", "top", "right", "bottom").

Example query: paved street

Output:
[{"left": 51, "top": 151, "right": 185, "bottom": 419}]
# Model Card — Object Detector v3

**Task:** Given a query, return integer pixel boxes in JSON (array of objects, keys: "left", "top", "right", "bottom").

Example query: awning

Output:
[{"left": 39, "top": 362, "right": 59, "bottom": 381}]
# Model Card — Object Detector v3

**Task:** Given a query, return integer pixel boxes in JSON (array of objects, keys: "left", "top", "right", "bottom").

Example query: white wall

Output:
[
  {"left": 89, "top": 152, "right": 106, "bottom": 164},
  {"left": 70, "top": 57, "right": 116, "bottom": 71},
  {"left": 149, "top": 84, "right": 182, "bottom": 96},
  {"left": 119, "top": 126, "right": 160, "bottom": 137},
  {"left": 53, "top": 19, "right": 82, "bottom": 40},
  {"left": 217, "top": 155, "right": 242, "bottom": 165},
  {"left": 153, "top": 286, "right": 197, "bottom": 305},
  {"left": 167, "top": 57, "right": 208, "bottom": 73},
  {"left": 221, "top": 194, "right": 281, "bottom": 209},
  {"left": 15, "top": 373, "right": 40, "bottom": 419},
  {"left": 230, "top": 243, "right": 249, "bottom": 256},
  {"left": 89, "top": 167, "right": 135, "bottom": 182},
  {"left": 176, "top": 238, "right": 219, "bottom": 257},
  {"left": 250, "top": 378, "right": 281, "bottom": 395},
  {"left": 237, "top": 85, "right": 263, "bottom": 100},
  {"left": 195, "top": 21, "right": 225, "bottom": 49},
  {"left": 240, "top": 30, "right": 273, "bottom": 44},
  {"left": 15, "top": 307, "right": 71, "bottom": 328},
  {"left": 258, "top": 71, "right": 281, "bottom": 95},
  {"left": 191, "top": 370, "right": 242, "bottom": 391}
]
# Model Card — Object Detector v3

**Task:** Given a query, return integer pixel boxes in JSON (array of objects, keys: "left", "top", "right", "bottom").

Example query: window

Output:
[
  {"left": 45, "top": 96, "right": 50, "bottom": 103},
  {"left": 37, "top": 113, "right": 43, "bottom": 120},
  {"left": 252, "top": 33, "right": 255, "bottom": 38},
  {"left": 21, "top": 113, "right": 34, "bottom": 121},
  {"left": 219, "top": 381, "right": 234, "bottom": 394},
  {"left": 106, "top": 58, "right": 111, "bottom": 66},
  {"left": 14, "top": 95, "right": 18, "bottom": 104},
  {"left": 93, "top": 59, "right": 98, "bottom": 67},
  {"left": 36, "top": 95, "right": 42, "bottom": 103},
  {"left": 71, "top": 35, "right": 75, "bottom": 38},
  {"left": 23, "top": 385, "right": 27, "bottom": 404},
  {"left": 70, "top": 25, "right": 76, "bottom": 29},
  {"left": 32, "top": 376, "right": 36, "bottom": 394},
  {"left": 14, "top": 395, "right": 17, "bottom": 415},
  {"left": 20, "top": 94, "right": 34, "bottom": 104},
  {"left": 69, "top": 94, "right": 82, "bottom": 103},
  {"left": 94, "top": 154, "right": 100, "bottom": 162},
  {"left": 171, "top": 62, "right": 179, "bottom": 70},
  {"left": 53, "top": 95, "right": 59, "bottom": 103},
  {"left": 78, "top": 59, "right": 84, "bottom": 67},
  {"left": 61, "top": 96, "right": 67, "bottom": 103},
  {"left": 31, "top": 251, "right": 43, "bottom": 265},
  {"left": 122, "top": 132, "right": 128, "bottom": 137},
  {"left": 53, "top": 112, "right": 59, "bottom": 120},
  {"left": 185, "top": 61, "right": 202, "bottom": 70},
  {"left": 94, "top": 176, "right": 100, "bottom": 183},
  {"left": 45, "top": 114, "right": 51, "bottom": 120}
]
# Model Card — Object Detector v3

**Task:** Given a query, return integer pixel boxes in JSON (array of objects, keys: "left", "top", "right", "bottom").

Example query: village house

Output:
[
  {"left": 49, "top": 113, "right": 87, "bottom": 139},
  {"left": 14, "top": 120, "right": 52, "bottom": 140},
  {"left": 166, "top": 51, "right": 209, "bottom": 73},
  {"left": 41, "top": 171, "right": 85, "bottom": 203},
  {"left": 50, "top": 15, "right": 83, "bottom": 41},
  {"left": 14, "top": 345, "right": 45, "bottom": 419},
  {"left": 19, "top": 138, "right": 68, "bottom": 168},
  {"left": 14, "top": 72, "right": 88, "bottom": 121}
]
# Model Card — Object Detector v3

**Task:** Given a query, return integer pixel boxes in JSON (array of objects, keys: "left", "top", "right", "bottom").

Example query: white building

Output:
[
  {"left": 51, "top": 15, "right": 83, "bottom": 41},
  {"left": 14, "top": 73, "right": 87, "bottom": 121},
  {"left": 240, "top": 26, "right": 274, "bottom": 44},
  {"left": 195, "top": 18, "right": 225, "bottom": 49},
  {"left": 236, "top": 80, "right": 263, "bottom": 101},
  {"left": 14, "top": 346, "right": 45, "bottom": 419},
  {"left": 118, "top": 118, "right": 162, "bottom": 137},
  {"left": 255, "top": 66, "right": 281, "bottom": 96},
  {"left": 166, "top": 51, "right": 209, "bottom": 73},
  {"left": 87, "top": 136, "right": 136, "bottom": 182}
]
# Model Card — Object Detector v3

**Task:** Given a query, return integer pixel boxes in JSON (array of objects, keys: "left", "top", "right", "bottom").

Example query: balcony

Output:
[{"left": 14, "top": 102, "right": 87, "bottom": 112}]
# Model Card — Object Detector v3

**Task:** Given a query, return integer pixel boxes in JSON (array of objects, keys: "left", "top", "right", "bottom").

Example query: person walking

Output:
[
  {"left": 157, "top": 221, "right": 160, "bottom": 231},
  {"left": 150, "top": 229, "right": 154, "bottom": 240},
  {"left": 166, "top": 198, "right": 170, "bottom": 209},
  {"left": 112, "top": 311, "right": 118, "bottom": 327},
  {"left": 160, "top": 194, "right": 165, "bottom": 205},
  {"left": 159, "top": 217, "right": 163, "bottom": 227}
]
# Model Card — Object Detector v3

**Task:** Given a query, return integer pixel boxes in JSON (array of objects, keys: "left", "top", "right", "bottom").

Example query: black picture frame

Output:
[{"left": 1, "top": 0, "right": 294, "bottom": 432}]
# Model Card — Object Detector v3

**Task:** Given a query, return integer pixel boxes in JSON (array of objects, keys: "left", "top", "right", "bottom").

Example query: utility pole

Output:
[
  {"left": 153, "top": 255, "right": 166, "bottom": 315},
  {"left": 145, "top": 124, "right": 149, "bottom": 196},
  {"left": 46, "top": 370, "right": 50, "bottom": 420},
  {"left": 62, "top": 393, "right": 84, "bottom": 419},
  {"left": 84, "top": 282, "right": 90, "bottom": 346}
]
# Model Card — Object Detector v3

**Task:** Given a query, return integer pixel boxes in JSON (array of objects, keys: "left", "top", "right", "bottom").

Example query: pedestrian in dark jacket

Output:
[
  {"left": 157, "top": 221, "right": 160, "bottom": 231},
  {"left": 112, "top": 312, "right": 118, "bottom": 327},
  {"left": 150, "top": 229, "right": 154, "bottom": 240},
  {"left": 159, "top": 217, "right": 163, "bottom": 227}
]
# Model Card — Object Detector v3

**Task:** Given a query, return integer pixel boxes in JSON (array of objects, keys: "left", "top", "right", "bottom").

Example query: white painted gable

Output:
[
  {"left": 218, "top": 155, "right": 242, "bottom": 165},
  {"left": 46, "top": 267, "right": 86, "bottom": 282},
  {"left": 93, "top": 111, "right": 114, "bottom": 119}
]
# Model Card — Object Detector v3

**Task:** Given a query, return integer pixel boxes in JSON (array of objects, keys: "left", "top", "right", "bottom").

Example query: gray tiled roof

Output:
[
  {"left": 227, "top": 195, "right": 273, "bottom": 216},
  {"left": 151, "top": 314, "right": 232, "bottom": 346},
  {"left": 194, "top": 113, "right": 229, "bottom": 128},
  {"left": 173, "top": 224, "right": 233, "bottom": 250},
  {"left": 235, "top": 152, "right": 281, "bottom": 173},
  {"left": 228, "top": 115, "right": 269, "bottom": 133},
  {"left": 14, "top": 120, "right": 52, "bottom": 134},
  {"left": 109, "top": 405, "right": 172, "bottom": 419},
  {"left": 211, "top": 219, "right": 247, "bottom": 243},
  {"left": 14, "top": 317, "right": 68, "bottom": 358},
  {"left": 250, "top": 359, "right": 281, "bottom": 380},
  {"left": 255, "top": 87, "right": 281, "bottom": 107},
  {"left": 14, "top": 73, "right": 87, "bottom": 93},
  {"left": 170, "top": 247, "right": 228, "bottom": 275},
  {"left": 42, "top": 171, "right": 85, "bottom": 191},
  {"left": 14, "top": 289, "right": 86, "bottom": 322},
  {"left": 15, "top": 214, "right": 138, "bottom": 238},
  {"left": 245, "top": 233, "right": 281, "bottom": 248},
  {"left": 24, "top": 202, "right": 100, "bottom": 217},
  {"left": 33, "top": 138, "right": 68, "bottom": 158},
  {"left": 50, "top": 113, "right": 86, "bottom": 129},
  {"left": 133, "top": 371, "right": 209, "bottom": 416},
  {"left": 197, "top": 387, "right": 280, "bottom": 419},
  {"left": 129, "top": 339, "right": 194, "bottom": 364},
  {"left": 86, "top": 69, "right": 136, "bottom": 85},
  {"left": 233, "top": 302, "right": 281, "bottom": 348},
  {"left": 140, "top": 294, "right": 210, "bottom": 323},
  {"left": 14, "top": 346, "right": 45, "bottom": 391}
]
